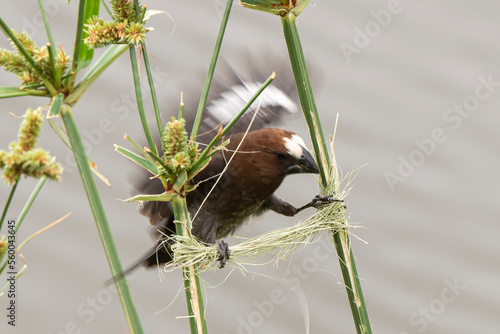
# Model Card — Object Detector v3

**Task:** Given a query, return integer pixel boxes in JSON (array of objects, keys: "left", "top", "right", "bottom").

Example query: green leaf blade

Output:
[
  {"left": 124, "top": 192, "right": 177, "bottom": 203},
  {"left": 0, "top": 87, "right": 50, "bottom": 99},
  {"left": 36, "top": 0, "right": 58, "bottom": 84},
  {"left": 76, "top": 0, "right": 101, "bottom": 72},
  {"left": 191, "top": 0, "right": 234, "bottom": 140},
  {"left": 60, "top": 106, "right": 143, "bottom": 333},
  {"left": 115, "top": 145, "right": 158, "bottom": 175},
  {"left": 66, "top": 44, "right": 127, "bottom": 105},
  {"left": 48, "top": 93, "right": 64, "bottom": 118},
  {"left": 0, "top": 87, "right": 29, "bottom": 98}
]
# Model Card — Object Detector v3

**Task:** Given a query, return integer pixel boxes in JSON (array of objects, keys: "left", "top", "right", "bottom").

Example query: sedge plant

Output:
[
  {"left": 0, "top": 0, "right": 143, "bottom": 332},
  {"left": 1, "top": 1, "right": 371, "bottom": 333},
  {"left": 239, "top": 1, "right": 373, "bottom": 333}
]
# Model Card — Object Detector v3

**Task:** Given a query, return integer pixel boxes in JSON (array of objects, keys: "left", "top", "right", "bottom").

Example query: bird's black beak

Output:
[{"left": 286, "top": 147, "right": 319, "bottom": 175}]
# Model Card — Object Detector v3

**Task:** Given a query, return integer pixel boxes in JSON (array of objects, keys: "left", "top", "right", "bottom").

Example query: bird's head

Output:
[{"left": 224, "top": 128, "right": 319, "bottom": 188}]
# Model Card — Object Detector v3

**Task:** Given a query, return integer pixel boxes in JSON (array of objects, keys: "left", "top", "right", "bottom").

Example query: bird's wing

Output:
[
  {"left": 183, "top": 50, "right": 300, "bottom": 144},
  {"left": 134, "top": 51, "right": 302, "bottom": 228},
  {"left": 135, "top": 178, "right": 174, "bottom": 228}
]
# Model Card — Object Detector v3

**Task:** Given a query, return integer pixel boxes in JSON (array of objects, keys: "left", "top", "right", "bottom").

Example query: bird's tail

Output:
[{"left": 103, "top": 244, "right": 169, "bottom": 287}]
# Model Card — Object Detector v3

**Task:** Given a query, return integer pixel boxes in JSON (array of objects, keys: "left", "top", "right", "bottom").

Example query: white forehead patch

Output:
[{"left": 283, "top": 134, "right": 307, "bottom": 159}]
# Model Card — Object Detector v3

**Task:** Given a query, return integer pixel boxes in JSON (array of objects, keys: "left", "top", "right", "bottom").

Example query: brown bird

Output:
[{"left": 119, "top": 55, "right": 331, "bottom": 277}]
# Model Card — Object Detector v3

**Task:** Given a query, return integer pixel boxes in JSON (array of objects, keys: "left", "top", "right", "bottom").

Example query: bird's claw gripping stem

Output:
[
  {"left": 216, "top": 240, "right": 230, "bottom": 268},
  {"left": 311, "top": 195, "right": 344, "bottom": 209}
]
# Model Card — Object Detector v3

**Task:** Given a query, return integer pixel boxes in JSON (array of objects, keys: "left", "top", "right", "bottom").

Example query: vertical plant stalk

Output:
[
  {"left": 14, "top": 176, "right": 47, "bottom": 234},
  {"left": 68, "top": 0, "right": 100, "bottom": 88},
  {"left": 129, "top": 46, "right": 157, "bottom": 154},
  {"left": 191, "top": 0, "right": 234, "bottom": 140},
  {"left": 167, "top": 73, "right": 274, "bottom": 334},
  {"left": 66, "top": 0, "right": 86, "bottom": 90},
  {"left": 281, "top": 12, "right": 372, "bottom": 334},
  {"left": 141, "top": 44, "right": 163, "bottom": 138},
  {"left": 0, "top": 181, "right": 19, "bottom": 231},
  {"left": 172, "top": 196, "right": 207, "bottom": 334},
  {"left": 60, "top": 105, "right": 143, "bottom": 334},
  {"left": 161, "top": 2, "right": 233, "bottom": 330},
  {"left": 36, "top": 0, "right": 58, "bottom": 88}
]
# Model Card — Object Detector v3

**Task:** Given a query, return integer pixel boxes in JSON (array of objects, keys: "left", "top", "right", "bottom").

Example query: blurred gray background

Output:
[{"left": 1, "top": 1, "right": 499, "bottom": 333}]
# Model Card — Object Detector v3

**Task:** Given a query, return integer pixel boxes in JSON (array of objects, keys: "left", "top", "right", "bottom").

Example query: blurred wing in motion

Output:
[
  {"left": 136, "top": 50, "right": 302, "bottom": 223},
  {"left": 184, "top": 50, "right": 301, "bottom": 143},
  {"left": 130, "top": 50, "right": 307, "bottom": 269}
]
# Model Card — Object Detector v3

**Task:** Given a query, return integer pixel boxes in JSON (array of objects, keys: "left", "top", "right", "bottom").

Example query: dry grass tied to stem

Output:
[{"left": 165, "top": 139, "right": 363, "bottom": 275}]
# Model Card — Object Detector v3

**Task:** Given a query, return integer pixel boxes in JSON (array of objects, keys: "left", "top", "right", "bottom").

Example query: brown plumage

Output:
[
  {"left": 132, "top": 128, "right": 321, "bottom": 270},
  {"left": 116, "top": 54, "right": 329, "bottom": 278}
]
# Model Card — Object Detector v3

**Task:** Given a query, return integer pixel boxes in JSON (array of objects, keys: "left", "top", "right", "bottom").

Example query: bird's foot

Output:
[
  {"left": 311, "top": 195, "right": 344, "bottom": 209},
  {"left": 216, "top": 240, "right": 230, "bottom": 269}
]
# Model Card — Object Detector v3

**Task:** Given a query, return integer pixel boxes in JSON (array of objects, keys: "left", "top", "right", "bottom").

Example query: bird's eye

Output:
[{"left": 276, "top": 152, "right": 288, "bottom": 160}]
